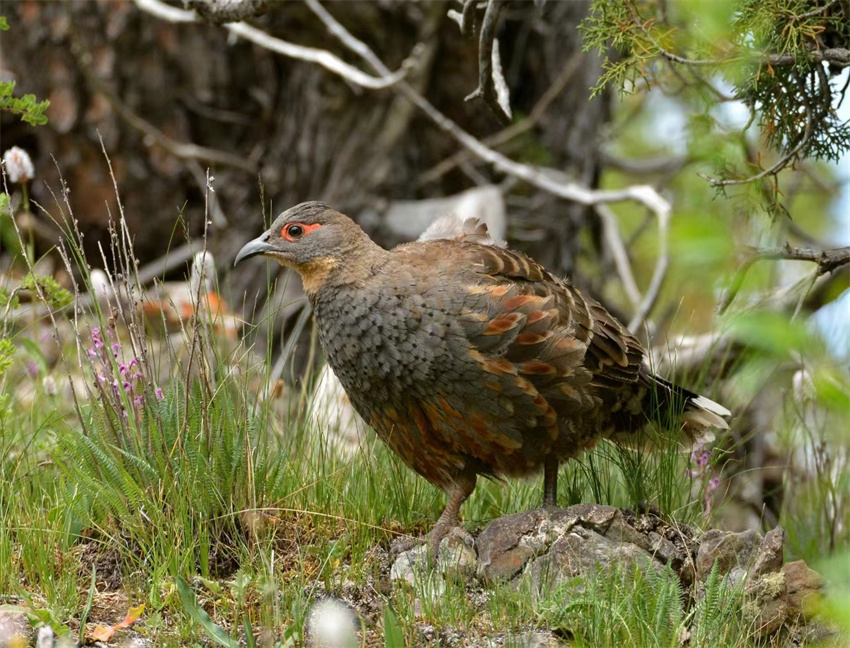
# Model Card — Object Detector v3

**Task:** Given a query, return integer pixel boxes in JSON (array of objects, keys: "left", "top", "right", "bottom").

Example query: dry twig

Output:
[
  {"left": 133, "top": 0, "right": 414, "bottom": 90},
  {"left": 718, "top": 244, "right": 850, "bottom": 314},
  {"left": 464, "top": 0, "right": 512, "bottom": 124}
]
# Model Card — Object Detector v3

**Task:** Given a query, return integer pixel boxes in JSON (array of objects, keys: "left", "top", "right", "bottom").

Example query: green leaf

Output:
[
  {"left": 79, "top": 565, "right": 97, "bottom": 644},
  {"left": 382, "top": 604, "right": 405, "bottom": 648},
  {"left": 243, "top": 614, "right": 256, "bottom": 648},
  {"left": 176, "top": 576, "right": 240, "bottom": 648},
  {"left": 0, "top": 17, "right": 8, "bottom": 31}
]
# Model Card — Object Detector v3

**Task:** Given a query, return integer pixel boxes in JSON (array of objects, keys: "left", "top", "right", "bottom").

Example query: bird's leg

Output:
[
  {"left": 542, "top": 454, "right": 558, "bottom": 508},
  {"left": 427, "top": 468, "right": 477, "bottom": 563}
]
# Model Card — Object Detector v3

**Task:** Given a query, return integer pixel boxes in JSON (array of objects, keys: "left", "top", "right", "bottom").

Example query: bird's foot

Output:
[{"left": 390, "top": 526, "right": 473, "bottom": 568}]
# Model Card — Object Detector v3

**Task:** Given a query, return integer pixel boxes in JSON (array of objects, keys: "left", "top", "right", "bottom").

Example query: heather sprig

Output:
[
  {"left": 85, "top": 323, "right": 163, "bottom": 423},
  {"left": 686, "top": 441, "right": 721, "bottom": 516}
]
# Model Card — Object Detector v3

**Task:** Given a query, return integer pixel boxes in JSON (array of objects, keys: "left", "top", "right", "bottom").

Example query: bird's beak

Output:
[{"left": 234, "top": 234, "right": 278, "bottom": 267}]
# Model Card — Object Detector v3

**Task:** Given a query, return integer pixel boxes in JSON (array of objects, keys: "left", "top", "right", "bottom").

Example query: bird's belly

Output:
[{"left": 312, "top": 291, "right": 591, "bottom": 487}]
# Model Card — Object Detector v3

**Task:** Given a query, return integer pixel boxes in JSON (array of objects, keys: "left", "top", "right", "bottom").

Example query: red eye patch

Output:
[{"left": 281, "top": 222, "right": 322, "bottom": 242}]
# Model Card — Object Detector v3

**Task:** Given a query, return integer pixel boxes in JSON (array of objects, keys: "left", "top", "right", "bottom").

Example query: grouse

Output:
[{"left": 235, "top": 201, "right": 730, "bottom": 557}]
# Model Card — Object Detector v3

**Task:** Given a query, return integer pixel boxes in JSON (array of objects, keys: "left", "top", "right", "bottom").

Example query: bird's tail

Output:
[
  {"left": 608, "top": 373, "right": 731, "bottom": 451},
  {"left": 648, "top": 375, "right": 730, "bottom": 447}
]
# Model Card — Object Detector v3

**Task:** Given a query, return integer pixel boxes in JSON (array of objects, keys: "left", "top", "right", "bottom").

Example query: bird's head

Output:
[{"left": 234, "top": 201, "right": 376, "bottom": 293}]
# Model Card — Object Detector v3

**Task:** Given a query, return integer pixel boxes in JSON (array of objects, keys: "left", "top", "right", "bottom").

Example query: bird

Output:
[{"left": 235, "top": 201, "right": 730, "bottom": 558}]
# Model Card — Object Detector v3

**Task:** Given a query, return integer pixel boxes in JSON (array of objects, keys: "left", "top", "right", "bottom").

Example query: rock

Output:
[
  {"left": 390, "top": 529, "right": 477, "bottom": 618},
  {"left": 114, "top": 638, "right": 153, "bottom": 648},
  {"left": 311, "top": 364, "right": 365, "bottom": 458},
  {"left": 748, "top": 527, "right": 784, "bottom": 582},
  {"left": 744, "top": 571, "right": 789, "bottom": 637},
  {"left": 391, "top": 529, "right": 477, "bottom": 587},
  {"left": 36, "top": 625, "right": 54, "bottom": 648},
  {"left": 476, "top": 505, "right": 664, "bottom": 592},
  {"left": 696, "top": 529, "right": 761, "bottom": 579},
  {"left": 527, "top": 526, "right": 663, "bottom": 594},
  {"left": 782, "top": 560, "right": 825, "bottom": 620},
  {"left": 477, "top": 508, "right": 581, "bottom": 581},
  {"left": 438, "top": 528, "right": 478, "bottom": 582},
  {"left": 602, "top": 511, "right": 652, "bottom": 552},
  {"left": 647, "top": 531, "right": 683, "bottom": 568},
  {"left": 0, "top": 610, "right": 32, "bottom": 648},
  {"left": 496, "top": 629, "right": 563, "bottom": 648}
]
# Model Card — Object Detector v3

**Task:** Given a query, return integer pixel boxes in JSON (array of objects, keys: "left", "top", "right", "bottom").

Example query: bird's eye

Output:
[{"left": 281, "top": 221, "right": 320, "bottom": 242}]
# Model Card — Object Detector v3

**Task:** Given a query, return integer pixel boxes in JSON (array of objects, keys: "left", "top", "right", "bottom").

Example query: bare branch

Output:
[
  {"left": 447, "top": 0, "right": 479, "bottom": 38},
  {"left": 133, "top": 0, "right": 412, "bottom": 90},
  {"left": 419, "top": 49, "right": 582, "bottom": 185},
  {"left": 187, "top": 0, "right": 268, "bottom": 24},
  {"left": 795, "top": 0, "right": 841, "bottom": 20},
  {"left": 748, "top": 245, "right": 850, "bottom": 274},
  {"left": 225, "top": 22, "right": 411, "bottom": 90},
  {"left": 464, "top": 0, "right": 512, "bottom": 124},
  {"left": 718, "top": 244, "right": 850, "bottom": 314},
  {"left": 134, "top": 0, "right": 197, "bottom": 22},
  {"left": 767, "top": 47, "right": 850, "bottom": 69},
  {"left": 596, "top": 205, "right": 642, "bottom": 310}
]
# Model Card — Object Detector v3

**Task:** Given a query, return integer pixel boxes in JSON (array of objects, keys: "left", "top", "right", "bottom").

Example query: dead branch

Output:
[
  {"left": 187, "top": 0, "right": 268, "bottom": 24},
  {"left": 447, "top": 0, "right": 479, "bottom": 38},
  {"left": 768, "top": 48, "right": 850, "bottom": 68},
  {"left": 595, "top": 204, "right": 642, "bottom": 310},
  {"left": 133, "top": 0, "right": 414, "bottom": 91},
  {"left": 464, "top": 0, "right": 512, "bottom": 124},
  {"left": 718, "top": 244, "right": 850, "bottom": 314},
  {"left": 747, "top": 245, "right": 850, "bottom": 275},
  {"left": 419, "top": 50, "right": 582, "bottom": 186}
]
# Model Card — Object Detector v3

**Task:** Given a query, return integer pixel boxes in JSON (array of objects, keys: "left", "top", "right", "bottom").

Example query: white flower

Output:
[
  {"left": 3, "top": 146, "right": 35, "bottom": 184},
  {"left": 43, "top": 375, "right": 57, "bottom": 396},
  {"left": 306, "top": 598, "right": 357, "bottom": 648}
]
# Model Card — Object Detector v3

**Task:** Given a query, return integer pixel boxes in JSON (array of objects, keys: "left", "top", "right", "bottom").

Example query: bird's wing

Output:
[{"left": 462, "top": 242, "right": 646, "bottom": 395}]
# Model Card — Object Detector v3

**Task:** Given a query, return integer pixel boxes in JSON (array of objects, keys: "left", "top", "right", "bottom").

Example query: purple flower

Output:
[
  {"left": 155, "top": 388, "right": 164, "bottom": 401},
  {"left": 123, "top": 381, "right": 131, "bottom": 391},
  {"left": 134, "top": 396, "right": 144, "bottom": 407},
  {"left": 129, "top": 358, "right": 138, "bottom": 367},
  {"left": 132, "top": 372, "right": 143, "bottom": 380},
  {"left": 87, "top": 348, "right": 97, "bottom": 359},
  {"left": 119, "top": 363, "right": 129, "bottom": 375}
]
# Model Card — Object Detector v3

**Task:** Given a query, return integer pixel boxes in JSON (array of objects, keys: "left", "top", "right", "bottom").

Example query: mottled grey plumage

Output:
[{"left": 235, "top": 201, "right": 730, "bottom": 556}]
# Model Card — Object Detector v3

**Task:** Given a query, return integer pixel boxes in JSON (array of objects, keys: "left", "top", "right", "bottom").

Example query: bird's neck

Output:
[{"left": 302, "top": 237, "right": 388, "bottom": 298}]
